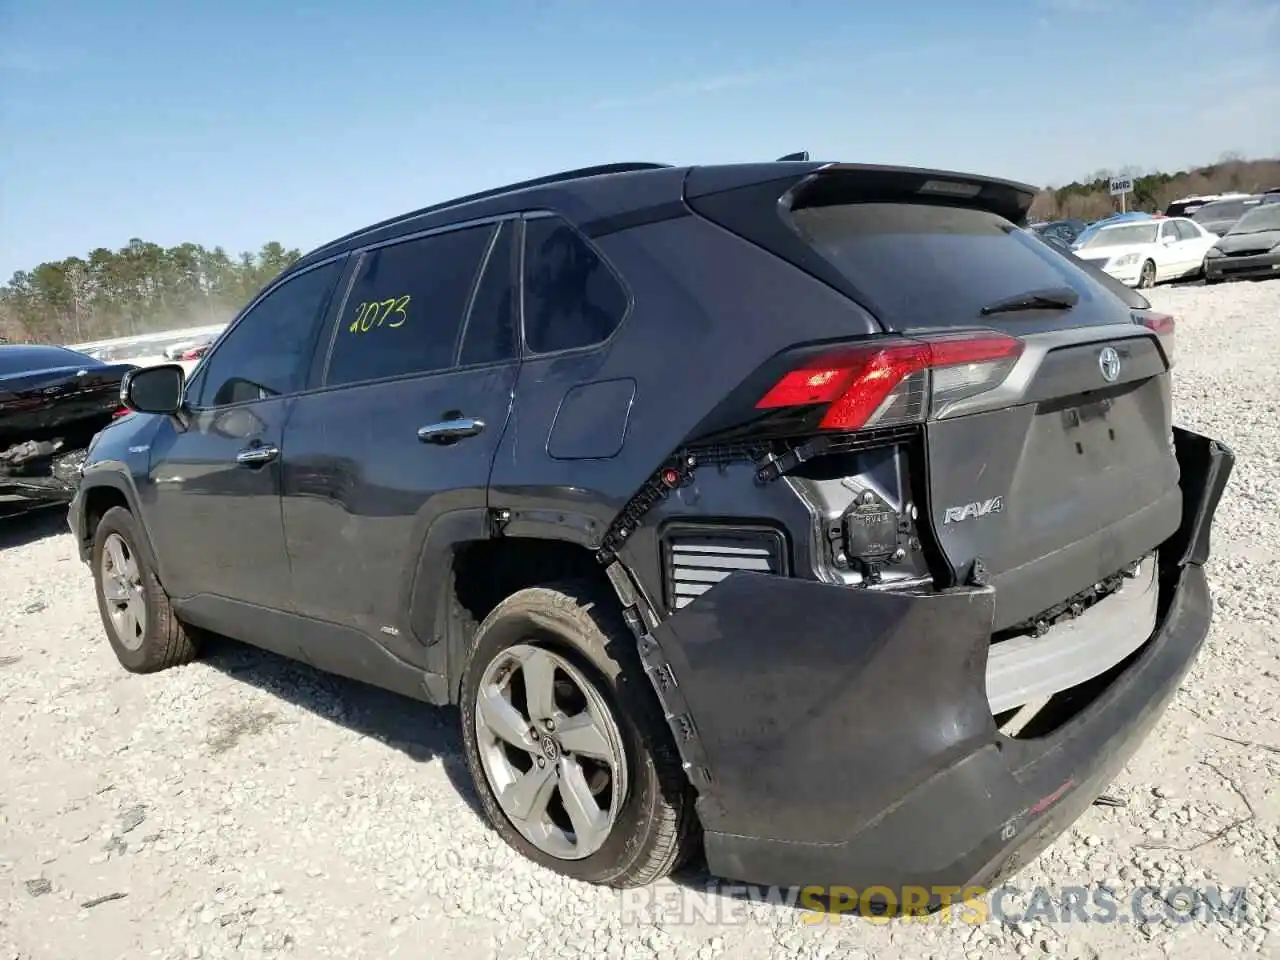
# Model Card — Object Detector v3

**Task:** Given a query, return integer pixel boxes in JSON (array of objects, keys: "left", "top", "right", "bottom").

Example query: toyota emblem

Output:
[{"left": 1098, "top": 346, "right": 1121, "bottom": 383}]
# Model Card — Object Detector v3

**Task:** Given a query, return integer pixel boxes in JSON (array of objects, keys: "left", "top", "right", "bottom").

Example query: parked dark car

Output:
[
  {"left": 66, "top": 158, "right": 1232, "bottom": 901},
  {"left": 1029, "top": 218, "right": 1087, "bottom": 248},
  {"left": 1162, "top": 193, "right": 1251, "bottom": 218},
  {"left": 1204, "top": 202, "right": 1280, "bottom": 283},
  {"left": 1, "top": 344, "right": 134, "bottom": 513},
  {"left": 1190, "top": 195, "right": 1265, "bottom": 236}
]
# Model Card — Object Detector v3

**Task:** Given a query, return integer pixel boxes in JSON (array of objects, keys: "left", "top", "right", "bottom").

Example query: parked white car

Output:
[{"left": 1070, "top": 217, "right": 1218, "bottom": 288}]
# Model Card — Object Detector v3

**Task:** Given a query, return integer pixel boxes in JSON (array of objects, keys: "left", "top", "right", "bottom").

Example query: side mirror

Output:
[{"left": 121, "top": 363, "right": 186, "bottom": 415}]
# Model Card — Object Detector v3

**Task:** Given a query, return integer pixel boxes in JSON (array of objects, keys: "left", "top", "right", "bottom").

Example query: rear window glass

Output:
[
  {"left": 522, "top": 216, "right": 629, "bottom": 354},
  {"left": 789, "top": 203, "right": 1127, "bottom": 326}
]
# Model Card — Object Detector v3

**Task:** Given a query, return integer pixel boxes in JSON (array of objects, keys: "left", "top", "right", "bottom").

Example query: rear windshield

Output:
[
  {"left": 788, "top": 202, "right": 1133, "bottom": 326},
  {"left": 0, "top": 345, "right": 99, "bottom": 376}
]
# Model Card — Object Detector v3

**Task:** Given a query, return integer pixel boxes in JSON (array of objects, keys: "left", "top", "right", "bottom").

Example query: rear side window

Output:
[
  {"left": 1174, "top": 220, "right": 1200, "bottom": 240},
  {"left": 788, "top": 203, "right": 1125, "bottom": 327},
  {"left": 325, "top": 225, "right": 495, "bottom": 387},
  {"left": 522, "top": 215, "right": 629, "bottom": 354}
]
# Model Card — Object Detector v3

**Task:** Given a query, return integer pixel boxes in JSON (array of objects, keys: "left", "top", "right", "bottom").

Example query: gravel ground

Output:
[{"left": 2, "top": 280, "right": 1279, "bottom": 960}]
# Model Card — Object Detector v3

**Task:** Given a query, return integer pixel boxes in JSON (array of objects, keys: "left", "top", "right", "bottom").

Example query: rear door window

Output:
[
  {"left": 1160, "top": 221, "right": 1179, "bottom": 242},
  {"left": 522, "top": 215, "right": 629, "bottom": 354},
  {"left": 458, "top": 221, "right": 519, "bottom": 367},
  {"left": 788, "top": 202, "right": 1130, "bottom": 328},
  {"left": 324, "top": 225, "right": 495, "bottom": 387}
]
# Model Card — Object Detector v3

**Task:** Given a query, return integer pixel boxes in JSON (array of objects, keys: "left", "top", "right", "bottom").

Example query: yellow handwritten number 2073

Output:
[{"left": 349, "top": 295, "right": 410, "bottom": 333}]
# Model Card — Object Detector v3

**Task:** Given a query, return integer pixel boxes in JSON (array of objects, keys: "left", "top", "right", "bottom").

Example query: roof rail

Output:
[{"left": 304, "top": 161, "right": 672, "bottom": 261}]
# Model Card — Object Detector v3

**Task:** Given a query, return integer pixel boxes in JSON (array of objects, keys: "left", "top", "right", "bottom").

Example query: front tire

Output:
[
  {"left": 458, "top": 580, "right": 699, "bottom": 888},
  {"left": 91, "top": 506, "right": 200, "bottom": 672}
]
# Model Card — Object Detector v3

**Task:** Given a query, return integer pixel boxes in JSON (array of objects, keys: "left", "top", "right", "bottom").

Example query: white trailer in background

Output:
[{"left": 68, "top": 323, "right": 227, "bottom": 375}]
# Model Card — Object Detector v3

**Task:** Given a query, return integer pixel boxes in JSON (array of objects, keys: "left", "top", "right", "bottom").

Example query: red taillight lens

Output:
[
  {"left": 1136, "top": 311, "right": 1175, "bottom": 365},
  {"left": 756, "top": 331, "right": 1023, "bottom": 432},
  {"left": 112, "top": 406, "right": 130, "bottom": 418}
]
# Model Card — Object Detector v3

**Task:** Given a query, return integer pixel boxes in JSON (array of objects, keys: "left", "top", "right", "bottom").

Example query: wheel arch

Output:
[
  {"left": 408, "top": 506, "right": 719, "bottom": 821},
  {"left": 76, "top": 471, "right": 163, "bottom": 579},
  {"left": 404, "top": 508, "right": 659, "bottom": 705}
]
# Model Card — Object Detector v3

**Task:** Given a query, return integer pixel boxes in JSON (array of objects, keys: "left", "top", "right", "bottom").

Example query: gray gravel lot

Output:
[{"left": 2, "top": 280, "right": 1279, "bottom": 960}]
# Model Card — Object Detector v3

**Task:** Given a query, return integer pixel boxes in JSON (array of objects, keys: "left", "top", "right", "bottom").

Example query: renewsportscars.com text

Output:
[{"left": 619, "top": 883, "right": 1251, "bottom": 926}]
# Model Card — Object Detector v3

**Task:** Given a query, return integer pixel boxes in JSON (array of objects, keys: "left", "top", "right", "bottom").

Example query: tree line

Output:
[
  {"left": 1028, "top": 154, "right": 1280, "bottom": 223},
  {"left": 0, "top": 239, "right": 302, "bottom": 346}
]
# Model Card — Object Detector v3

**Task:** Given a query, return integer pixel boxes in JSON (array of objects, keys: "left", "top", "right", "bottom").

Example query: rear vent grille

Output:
[{"left": 661, "top": 526, "right": 787, "bottom": 612}]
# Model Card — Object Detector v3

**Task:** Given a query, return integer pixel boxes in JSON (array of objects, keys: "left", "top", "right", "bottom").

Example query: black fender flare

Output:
[
  {"left": 404, "top": 507, "right": 491, "bottom": 697},
  {"left": 497, "top": 506, "right": 607, "bottom": 549},
  {"left": 404, "top": 504, "right": 654, "bottom": 704},
  {"left": 74, "top": 467, "right": 164, "bottom": 581}
]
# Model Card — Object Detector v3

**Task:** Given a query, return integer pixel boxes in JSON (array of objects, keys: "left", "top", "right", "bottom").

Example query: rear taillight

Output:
[
  {"left": 112, "top": 407, "right": 130, "bottom": 418},
  {"left": 755, "top": 331, "right": 1023, "bottom": 431},
  {"left": 1135, "top": 311, "right": 1175, "bottom": 366}
]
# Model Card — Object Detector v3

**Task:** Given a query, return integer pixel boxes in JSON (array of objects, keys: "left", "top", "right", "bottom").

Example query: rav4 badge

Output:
[{"left": 943, "top": 496, "right": 1004, "bottom": 524}]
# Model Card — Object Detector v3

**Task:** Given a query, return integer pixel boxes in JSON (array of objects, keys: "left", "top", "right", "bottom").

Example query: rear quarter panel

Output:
[{"left": 487, "top": 214, "right": 882, "bottom": 551}]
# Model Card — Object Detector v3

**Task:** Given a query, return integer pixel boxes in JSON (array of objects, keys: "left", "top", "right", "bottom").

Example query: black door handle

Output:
[{"left": 417, "top": 417, "right": 486, "bottom": 444}]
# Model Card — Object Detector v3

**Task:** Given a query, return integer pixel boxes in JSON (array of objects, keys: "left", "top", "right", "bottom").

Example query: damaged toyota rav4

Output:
[{"left": 68, "top": 159, "right": 1233, "bottom": 897}]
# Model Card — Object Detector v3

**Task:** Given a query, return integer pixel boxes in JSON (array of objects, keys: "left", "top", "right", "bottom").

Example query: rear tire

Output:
[
  {"left": 458, "top": 580, "right": 699, "bottom": 888},
  {"left": 1137, "top": 259, "right": 1157, "bottom": 289},
  {"left": 91, "top": 506, "right": 200, "bottom": 673}
]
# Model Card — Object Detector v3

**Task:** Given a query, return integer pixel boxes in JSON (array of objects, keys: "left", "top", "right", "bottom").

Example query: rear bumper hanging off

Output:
[{"left": 646, "top": 426, "right": 1233, "bottom": 895}]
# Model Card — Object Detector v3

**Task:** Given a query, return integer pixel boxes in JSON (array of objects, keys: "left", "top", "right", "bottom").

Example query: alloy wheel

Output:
[
  {"left": 474, "top": 643, "right": 627, "bottom": 860},
  {"left": 100, "top": 532, "right": 147, "bottom": 650}
]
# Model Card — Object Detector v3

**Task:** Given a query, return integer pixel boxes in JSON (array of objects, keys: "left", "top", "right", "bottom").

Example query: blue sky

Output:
[{"left": 2, "top": 0, "right": 1278, "bottom": 277}]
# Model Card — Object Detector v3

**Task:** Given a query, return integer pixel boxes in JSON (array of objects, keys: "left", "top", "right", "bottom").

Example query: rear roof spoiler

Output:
[{"left": 686, "top": 161, "right": 1039, "bottom": 226}]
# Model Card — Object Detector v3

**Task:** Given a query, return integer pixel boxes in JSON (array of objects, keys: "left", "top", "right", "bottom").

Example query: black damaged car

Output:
[
  {"left": 1204, "top": 201, "right": 1280, "bottom": 283},
  {"left": 66, "top": 158, "right": 1233, "bottom": 899},
  {"left": 1, "top": 343, "right": 134, "bottom": 515}
]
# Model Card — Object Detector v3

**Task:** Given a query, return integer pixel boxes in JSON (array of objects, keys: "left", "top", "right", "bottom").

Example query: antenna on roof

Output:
[{"left": 776, "top": 151, "right": 810, "bottom": 161}]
